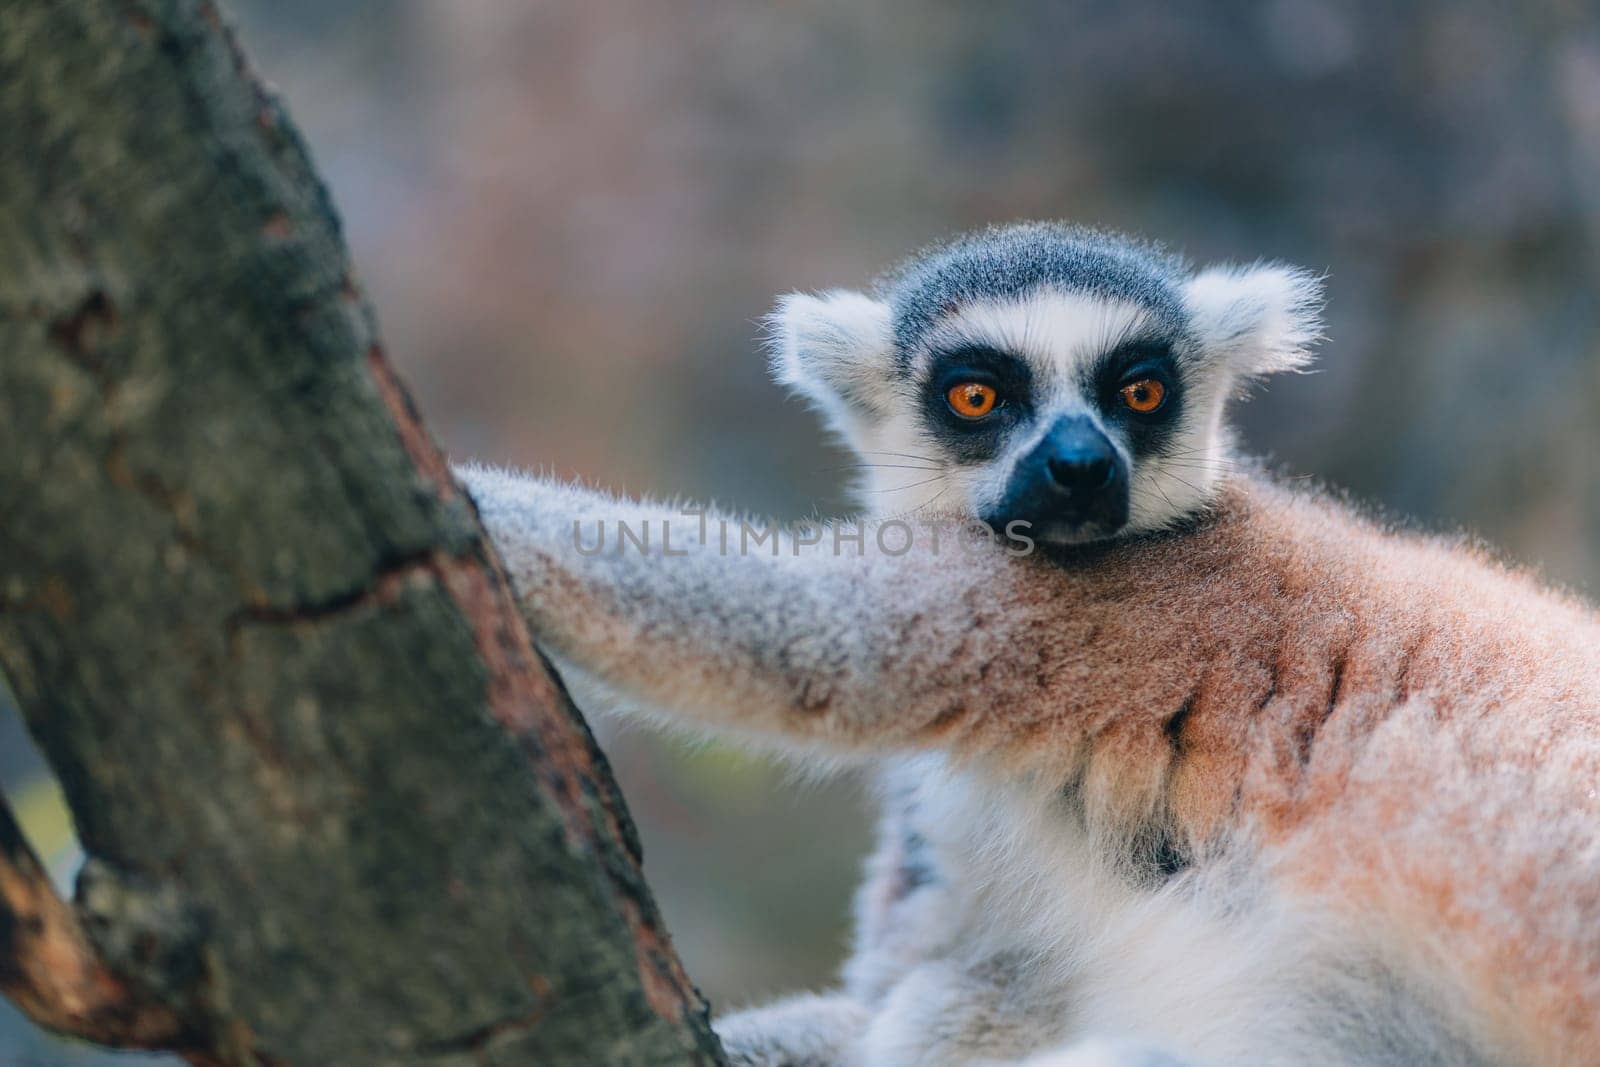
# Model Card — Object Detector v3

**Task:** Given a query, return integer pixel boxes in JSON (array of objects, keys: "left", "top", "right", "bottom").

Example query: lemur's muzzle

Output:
[{"left": 989, "top": 415, "right": 1129, "bottom": 544}]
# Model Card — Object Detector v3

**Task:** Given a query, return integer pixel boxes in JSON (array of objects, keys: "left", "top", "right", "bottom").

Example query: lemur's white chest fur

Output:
[{"left": 844, "top": 755, "right": 1316, "bottom": 1065}]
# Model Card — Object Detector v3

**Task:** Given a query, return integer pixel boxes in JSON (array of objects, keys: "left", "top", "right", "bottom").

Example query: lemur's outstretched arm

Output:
[
  {"left": 457, "top": 462, "right": 1265, "bottom": 760},
  {"left": 459, "top": 463, "right": 1049, "bottom": 751}
]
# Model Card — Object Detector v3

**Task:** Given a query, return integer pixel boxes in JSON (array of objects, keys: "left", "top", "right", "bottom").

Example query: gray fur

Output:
[{"left": 876, "top": 222, "right": 1193, "bottom": 359}]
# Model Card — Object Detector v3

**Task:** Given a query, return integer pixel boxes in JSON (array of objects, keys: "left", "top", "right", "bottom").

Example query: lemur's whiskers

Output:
[
  {"left": 1162, "top": 460, "right": 1239, "bottom": 474},
  {"left": 915, "top": 484, "right": 953, "bottom": 512},
  {"left": 1148, "top": 478, "right": 1181, "bottom": 514},
  {"left": 821, "top": 462, "right": 944, "bottom": 474},
  {"left": 1160, "top": 472, "right": 1211, "bottom": 499},
  {"left": 868, "top": 473, "right": 951, "bottom": 495}
]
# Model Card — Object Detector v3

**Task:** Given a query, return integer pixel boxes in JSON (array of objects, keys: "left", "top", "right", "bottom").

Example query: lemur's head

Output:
[{"left": 769, "top": 222, "right": 1322, "bottom": 544}]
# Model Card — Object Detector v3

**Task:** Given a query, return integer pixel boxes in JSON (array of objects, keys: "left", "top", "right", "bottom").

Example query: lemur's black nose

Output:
[
  {"left": 1044, "top": 424, "right": 1118, "bottom": 495},
  {"left": 1046, "top": 448, "right": 1116, "bottom": 494},
  {"left": 987, "top": 414, "right": 1129, "bottom": 544}
]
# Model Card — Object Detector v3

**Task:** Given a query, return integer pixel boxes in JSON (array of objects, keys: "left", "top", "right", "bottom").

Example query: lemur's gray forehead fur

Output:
[{"left": 878, "top": 222, "right": 1192, "bottom": 361}]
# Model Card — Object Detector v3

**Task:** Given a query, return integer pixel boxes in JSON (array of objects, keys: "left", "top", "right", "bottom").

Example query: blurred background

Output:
[{"left": 2, "top": 0, "right": 1597, "bottom": 1060}]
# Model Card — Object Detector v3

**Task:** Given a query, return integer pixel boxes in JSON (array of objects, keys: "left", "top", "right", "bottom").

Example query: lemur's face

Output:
[
  {"left": 904, "top": 291, "right": 1203, "bottom": 544},
  {"left": 771, "top": 225, "right": 1321, "bottom": 545}
]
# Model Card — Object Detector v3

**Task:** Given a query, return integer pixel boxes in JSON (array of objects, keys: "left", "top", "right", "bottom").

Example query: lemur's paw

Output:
[{"left": 715, "top": 992, "right": 869, "bottom": 1067}]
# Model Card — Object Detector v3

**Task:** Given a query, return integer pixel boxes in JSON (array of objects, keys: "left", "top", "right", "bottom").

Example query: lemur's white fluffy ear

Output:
[
  {"left": 767, "top": 289, "right": 896, "bottom": 432},
  {"left": 1182, "top": 263, "right": 1324, "bottom": 379}
]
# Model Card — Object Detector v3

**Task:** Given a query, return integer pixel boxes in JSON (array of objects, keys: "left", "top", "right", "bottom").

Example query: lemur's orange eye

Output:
[
  {"left": 946, "top": 382, "right": 998, "bottom": 419},
  {"left": 1120, "top": 379, "right": 1166, "bottom": 414}
]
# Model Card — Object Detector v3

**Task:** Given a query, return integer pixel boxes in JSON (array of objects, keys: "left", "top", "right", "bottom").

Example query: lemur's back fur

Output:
[{"left": 457, "top": 222, "right": 1599, "bottom": 1065}]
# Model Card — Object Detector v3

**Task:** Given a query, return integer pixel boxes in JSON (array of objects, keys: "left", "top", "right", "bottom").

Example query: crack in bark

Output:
[
  {"left": 223, "top": 547, "right": 455, "bottom": 633},
  {"left": 414, "top": 1001, "right": 549, "bottom": 1060}
]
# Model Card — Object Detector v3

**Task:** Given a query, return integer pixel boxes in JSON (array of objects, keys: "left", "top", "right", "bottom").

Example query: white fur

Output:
[
  {"left": 718, "top": 993, "right": 871, "bottom": 1066},
  {"left": 1181, "top": 264, "right": 1324, "bottom": 380},
  {"left": 1015, "top": 1038, "right": 1189, "bottom": 1066},
  {"left": 837, "top": 756, "right": 1405, "bottom": 1066},
  {"left": 923, "top": 292, "right": 1156, "bottom": 376},
  {"left": 769, "top": 290, "right": 897, "bottom": 450}
]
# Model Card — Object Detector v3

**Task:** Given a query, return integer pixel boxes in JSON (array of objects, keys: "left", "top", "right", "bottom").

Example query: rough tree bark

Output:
[{"left": 0, "top": 1, "right": 724, "bottom": 1063}]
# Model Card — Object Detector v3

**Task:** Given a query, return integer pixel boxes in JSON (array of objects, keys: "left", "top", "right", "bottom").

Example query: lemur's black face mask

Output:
[{"left": 984, "top": 415, "right": 1130, "bottom": 545}]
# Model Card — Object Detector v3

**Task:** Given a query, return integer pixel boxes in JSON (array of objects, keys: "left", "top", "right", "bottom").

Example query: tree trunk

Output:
[{"left": 0, "top": 1, "right": 723, "bottom": 1063}]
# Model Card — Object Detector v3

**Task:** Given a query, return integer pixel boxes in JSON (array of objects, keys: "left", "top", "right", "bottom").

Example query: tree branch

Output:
[
  {"left": 0, "top": 0, "right": 722, "bottom": 1062},
  {"left": 0, "top": 792, "right": 188, "bottom": 1052}
]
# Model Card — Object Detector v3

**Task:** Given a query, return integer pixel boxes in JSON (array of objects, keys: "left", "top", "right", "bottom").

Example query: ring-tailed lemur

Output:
[{"left": 456, "top": 223, "right": 1600, "bottom": 1066}]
